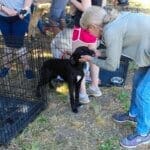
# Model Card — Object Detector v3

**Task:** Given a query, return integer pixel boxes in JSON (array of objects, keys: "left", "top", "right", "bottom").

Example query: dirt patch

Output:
[{"left": 0, "top": 64, "right": 149, "bottom": 150}]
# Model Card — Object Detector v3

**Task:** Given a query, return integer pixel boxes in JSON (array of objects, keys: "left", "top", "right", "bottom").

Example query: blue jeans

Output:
[
  {"left": 129, "top": 66, "right": 150, "bottom": 135},
  {"left": 0, "top": 15, "right": 30, "bottom": 48},
  {"left": 49, "top": 0, "right": 69, "bottom": 26}
]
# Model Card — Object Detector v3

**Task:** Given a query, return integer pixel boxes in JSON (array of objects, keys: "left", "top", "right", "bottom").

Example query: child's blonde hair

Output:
[{"left": 80, "top": 6, "right": 119, "bottom": 29}]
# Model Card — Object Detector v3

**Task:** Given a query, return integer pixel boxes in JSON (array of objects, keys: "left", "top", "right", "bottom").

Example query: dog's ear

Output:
[
  {"left": 75, "top": 46, "right": 95, "bottom": 56},
  {"left": 89, "top": 49, "right": 96, "bottom": 57},
  {"left": 70, "top": 46, "right": 95, "bottom": 65}
]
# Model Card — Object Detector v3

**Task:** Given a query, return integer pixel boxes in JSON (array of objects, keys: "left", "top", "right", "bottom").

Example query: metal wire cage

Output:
[{"left": 0, "top": 35, "right": 51, "bottom": 144}]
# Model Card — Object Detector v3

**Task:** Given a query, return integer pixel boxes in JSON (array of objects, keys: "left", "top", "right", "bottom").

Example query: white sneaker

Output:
[
  {"left": 79, "top": 93, "right": 90, "bottom": 104},
  {"left": 87, "top": 86, "right": 102, "bottom": 97}
]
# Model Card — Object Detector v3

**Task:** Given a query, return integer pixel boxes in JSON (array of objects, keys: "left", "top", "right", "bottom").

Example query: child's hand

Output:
[
  {"left": 95, "top": 50, "right": 101, "bottom": 57},
  {"left": 79, "top": 55, "right": 92, "bottom": 62}
]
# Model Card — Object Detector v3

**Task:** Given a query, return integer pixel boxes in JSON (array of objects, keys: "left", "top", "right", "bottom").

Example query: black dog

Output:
[{"left": 36, "top": 46, "right": 95, "bottom": 113}]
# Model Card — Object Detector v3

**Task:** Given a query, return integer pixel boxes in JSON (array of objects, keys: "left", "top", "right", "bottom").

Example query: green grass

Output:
[
  {"left": 90, "top": 100, "right": 102, "bottom": 116},
  {"left": 117, "top": 90, "right": 130, "bottom": 111},
  {"left": 98, "top": 137, "right": 120, "bottom": 150},
  {"left": 128, "top": 61, "right": 138, "bottom": 72}
]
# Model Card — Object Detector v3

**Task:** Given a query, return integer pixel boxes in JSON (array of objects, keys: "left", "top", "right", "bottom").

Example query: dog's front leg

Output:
[
  {"left": 36, "top": 67, "right": 53, "bottom": 97},
  {"left": 75, "top": 80, "right": 82, "bottom": 108},
  {"left": 36, "top": 80, "right": 47, "bottom": 97},
  {"left": 68, "top": 80, "right": 78, "bottom": 113}
]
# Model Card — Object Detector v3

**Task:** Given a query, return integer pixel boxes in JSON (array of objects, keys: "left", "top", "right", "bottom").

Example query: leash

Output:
[{"left": 61, "top": 50, "right": 72, "bottom": 59}]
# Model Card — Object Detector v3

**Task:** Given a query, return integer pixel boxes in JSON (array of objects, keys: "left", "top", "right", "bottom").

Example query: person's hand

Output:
[
  {"left": 95, "top": 50, "right": 101, "bottom": 57},
  {"left": 19, "top": 13, "right": 25, "bottom": 19},
  {"left": 19, "top": 9, "right": 28, "bottom": 19},
  {"left": 65, "top": 50, "right": 72, "bottom": 56},
  {"left": 79, "top": 55, "right": 92, "bottom": 62},
  {"left": 62, "top": 50, "right": 72, "bottom": 59}
]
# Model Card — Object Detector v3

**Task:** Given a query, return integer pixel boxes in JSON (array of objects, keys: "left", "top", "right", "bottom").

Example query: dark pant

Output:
[
  {"left": 49, "top": 0, "right": 69, "bottom": 26},
  {"left": 0, "top": 15, "right": 30, "bottom": 48}
]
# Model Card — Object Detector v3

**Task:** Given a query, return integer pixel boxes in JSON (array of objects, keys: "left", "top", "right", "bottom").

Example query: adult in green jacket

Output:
[{"left": 79, "top": 6, "right": 150, "bottom": 149}]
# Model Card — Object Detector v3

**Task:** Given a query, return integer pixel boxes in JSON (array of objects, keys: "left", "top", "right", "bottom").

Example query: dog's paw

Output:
[{"left": 72, "top": 108, "right": 78, "bottom": 113}]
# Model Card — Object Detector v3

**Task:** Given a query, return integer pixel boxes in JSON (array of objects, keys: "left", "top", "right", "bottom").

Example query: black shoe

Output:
[{"left": 112, "top": 112, "right": 136, "bottom": 123}]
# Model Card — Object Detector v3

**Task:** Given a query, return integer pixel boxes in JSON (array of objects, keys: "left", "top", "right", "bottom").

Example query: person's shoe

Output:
[
  {"left": 49, "top": 19, "right": 61, "bottom": 36},
  {"left": 112, "top": 112, "right": 136, "bottom": 123},
  {"left": 87, "top": 86, "right": 102, "bottom": 97},
  {"left": 25, "top": 69, "right": 35, "bottom": 79},
  {"left": 79, "top": 93, "right": 90, "bottom": 104},
  {"left": 120, "top": 132, "right": 150, "bottom": 148},
  {"left": 60, "top": 19, "right": 66, "bottom": 30},
  {"left": 0, "top": 67, "right": 10, "bottom": 77}
]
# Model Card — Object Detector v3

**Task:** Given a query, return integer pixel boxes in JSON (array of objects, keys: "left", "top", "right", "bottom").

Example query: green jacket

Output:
[{"left": 92, "top": 12, "right": 150, "bottom": 71}]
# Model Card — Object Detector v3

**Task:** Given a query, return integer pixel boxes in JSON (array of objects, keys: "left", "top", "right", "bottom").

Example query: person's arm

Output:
[
  {"left": 80, "top": 28, "right": 123, "bottom": 71},
  {"left": 91, "top": 28, "right": 123, "bottom": 71},
  {"left": 0, "top": 4, "right": 18, "bottom": 16},
  {"left": 23, "top": 0, "right": 33, "bottom": 10},
  {"left": 70, "top": 0, "right": 91, "bottom": 12},
  {"left": 112, "top": 0, "right": 118, "bottom": 5},
  {"left": 101, "top": 0, "right": 107, "bottom": 7}
]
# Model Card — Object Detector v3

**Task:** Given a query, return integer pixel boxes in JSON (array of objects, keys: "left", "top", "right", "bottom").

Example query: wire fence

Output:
[{"left": 0, "top": 35, "right": 52, "bottom": 144}]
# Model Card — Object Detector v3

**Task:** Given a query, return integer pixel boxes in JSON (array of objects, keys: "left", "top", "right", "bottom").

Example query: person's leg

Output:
[
  {"left": 129, "top": 67, "right": 148, "bottom": 116},
  {"left": 0, "top": 46, "right": 13, "bottom": 77},
  {"left": 90, "top": 63, "right": 99, "bottom": 87},
  {"left": 15, "top": 47, "right": 29, "bottom": 69},
  {"left": 59, "top": 4, "right": 68, "bottom": 30},
  {"left": 0, "top": 21, "right": 12, "bottom": 68},
  {"left": 120, "top": 67, "right": 150, "bottom": 148},
  {"left": 88, "top": 61, "right": 102, "bottom": 97},
  {"left": 12, "top": 15, "right": 34, "bottom": 79},
  {"left": 12, "top": 15, "right": 30, "bottom": 47},
  {"left": 49, "top": 0, "right": 68, "bottom": 24},
  {"left": 0, "top": 17, "right": 13, "bottom": 77},
  {"left": 136, "top": 67, "right": 150, "bottom": 135},
  {"left": 87, "top": 42, "right": 102, "bottom": 97},
  {"left": 49, "top": 0, "right": 69, "bottom": 34},
  {"left": 79, "top": 61, "right": 102, "bottom": 102},
  {"left": 112, "top": 67, "right": 147, "bottom": 123},
  {"left": 79, "top": 76, "right": 90, "bottom": 103},
  {"left": 2, "top": 47, "right": 13, "bottom": 68}
]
